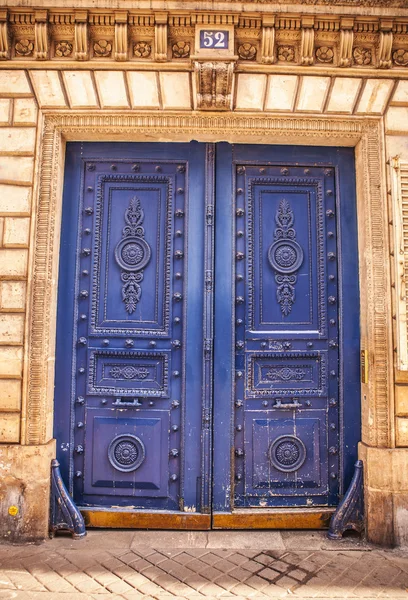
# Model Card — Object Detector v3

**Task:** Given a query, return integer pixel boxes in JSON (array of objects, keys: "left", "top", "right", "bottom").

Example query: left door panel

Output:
[{"left": 55, "top": 142, "right": 209, "bottom": 516}]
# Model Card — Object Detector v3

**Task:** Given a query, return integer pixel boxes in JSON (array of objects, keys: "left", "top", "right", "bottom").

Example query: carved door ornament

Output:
[
  {"left": 268, "top": 198, "right": 304, "bottom": 316},
  {"left": 114, "top": 196, "right": 151, "bottom": 314}
]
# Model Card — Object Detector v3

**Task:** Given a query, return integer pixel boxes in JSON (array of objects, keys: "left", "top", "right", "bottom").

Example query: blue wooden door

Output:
[
  {"left": 55, "top": 142, "right": 360, "bottom": 523},
  {"left": 55, "top": 142, "right": 211, "bottom": 514},
  {"left": 213, "top": 144, "right": 360, "bottom": 513}
]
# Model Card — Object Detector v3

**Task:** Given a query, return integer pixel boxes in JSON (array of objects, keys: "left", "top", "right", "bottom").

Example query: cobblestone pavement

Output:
[{"left": 0, "top": 530, "right": 408, "bottom": 599}]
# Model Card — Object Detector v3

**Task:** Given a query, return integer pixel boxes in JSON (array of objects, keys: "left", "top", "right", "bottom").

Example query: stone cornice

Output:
[{"left": 0, "top": 7, "right": 407, "bottom": 68}]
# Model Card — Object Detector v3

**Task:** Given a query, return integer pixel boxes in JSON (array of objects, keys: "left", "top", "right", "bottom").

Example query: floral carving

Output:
[
  {"left": 55, "top": 41, "right": 73, "bottom": 57},
  {"left": 238, "top": 43, "right": 257, "bottom": 61},
  {"left": 393, "top": 48, "right": 408, "bottom": 67},
  {"left": 93, "top": 39, "right": 112, "bottom": 57},
  {"left": 133, "top": 41, "right": 151, "bottom": 58},
  {"left": 109, "top": 366, "right": 149, "bottom": 380},
  {"left": 265, "top": 367, "right": 306, "bottom": 382},
  {"left": 15, "top": 39, "right": 34, "bottom": 57},
  {"left": 353, "top": 46, "right": 372, "bottom": 65},
  {"left": 115, "top": 196, "right": 151, "bottom": 314},
  {"left": 277, "top": 45, "right": 295, "bottom": 62},
  {"left": 316, "top": 46, "right": 334, "bottom": 63},
  {"left": 172, "top": 41, "right": 190, "bottom": 59},
  {"left": 268, "top": 199, "right": 304, "bottom": 316}
]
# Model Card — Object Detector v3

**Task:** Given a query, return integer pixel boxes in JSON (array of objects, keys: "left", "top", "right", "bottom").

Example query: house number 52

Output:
[{"left": 200, "top": 30, "right": 229, "bottom": 49}]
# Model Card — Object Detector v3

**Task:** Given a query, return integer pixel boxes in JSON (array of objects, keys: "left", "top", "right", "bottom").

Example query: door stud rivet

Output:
[
  {"left": 172, "top": 425, "right": 179, "bottom": 431},
  {"left": 77, "top": 422, "right": 84, "bottom": 428},
  {"left": 79, "top": 290, "right": 89, "bottom": 298},
  {"left": 328, "top": 296, "right": 336, "bottom": 304},
  {"left": 172, "top": 340, "right": 181, "bottom": 348},
  {"left": 236, "top": 371, "right": 243, "bottom": 378},
  {"left": 75, "top": 471, "right": 82, "bottom": 478},
  {"left": 236, "top": 473, "right": 242, "bottom": 480},
  {"left": 236, "top": 208, "right": 244, "bottom": 217},
  {"left": 76, "top": 396, "right": 85, "bottom": 405},
  {"left": 329, "top": 398, "right": 337, "bottom": 407},
  {"left": 328, "top": 252, "right": 336, "bottom": 261},
  {"left": 82, "top": 270, "right": 89, "bottom": 276},
  {"left": 84, "top": 228, "right": 91, "bottom": 235},
  {"left": 237, "top": 230, "right": 244, "bottom": 237},
  {"left": 149, "top": 340, "right": 157, "bottom": 347},
  {"left": 101, "top": 399, "right": 107, "bottom": 405},
  {"left": 75, "top": 445, "right": 84, "bottom": 454},
  {"left": 125, "top": 339, "right": 134, "bottom": 347},
  {"left": 174, "top": 317, "right": 181, "bottom": 324},
  {"left": 330, "top": 472, "right": 337, "bottom": 479},
  {"left": 262, "top": 400, "right": 268, "bottom": 407},
  {"left": 235, "top": 400, "right": 243, "bottom": 407},
  {"left": 82, "top": 248, "right": 91, "bottom": 256},
  {"left": 78, "top": 367, "right": 85, "bottom": 374},
  {"left": 175, "top": 230, "right": 182, "bottom": 237},
  {"left": 173, "top": 370, "right": 180, "bottom": 377},
  {"left": 175, "top": 209, "right": 184, "bottom": 217},
  {"left": 236, "top": 319, "right": 243, "bottom": 325},
  {"left": 326, "top": 209, "right": 334, "bottom": 218},
  {"left": 78, "top": 336, "right": 87, "bottom": 345},
  {"left": 235, "top": 448, "right": 244, "bottom": 457},
  {"left": 236, "top": 252, "right": 245, "bottom": 260},
  {"left": 329, "top": 275, "right": 335, "bottom": 281},
  {"left": 84, "top": 207, "right": 93, "bottom": 215},
  {"left": 170, "top": 474, "right": 178, "bottom": 481},
  {"left": 171, "top": 400, "right": 180, "bottom": 408},
  {"left": 102, "top": 339, "right": 110, "bottom": 346}
]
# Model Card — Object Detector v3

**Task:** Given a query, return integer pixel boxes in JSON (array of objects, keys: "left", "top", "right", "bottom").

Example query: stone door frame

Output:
[{"left": 23, "top": 111, "right": 393, "bottom": 482}]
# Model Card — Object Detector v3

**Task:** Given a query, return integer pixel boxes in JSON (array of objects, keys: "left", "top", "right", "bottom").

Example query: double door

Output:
[{"left": 54, "top": 142, "right": 360, "bottom": 528}]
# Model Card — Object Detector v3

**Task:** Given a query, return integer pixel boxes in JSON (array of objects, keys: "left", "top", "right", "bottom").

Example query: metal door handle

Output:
[{"left": 274, "top": 399, "right": 302, "bottom": 409}]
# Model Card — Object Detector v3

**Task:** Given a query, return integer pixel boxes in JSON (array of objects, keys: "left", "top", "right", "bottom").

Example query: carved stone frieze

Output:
[
  {"left": 1, "top": 9, "right": 408, "bottom": 69},
  {"left": 193, "top": 60, "right": 235, "bottom": 110}
]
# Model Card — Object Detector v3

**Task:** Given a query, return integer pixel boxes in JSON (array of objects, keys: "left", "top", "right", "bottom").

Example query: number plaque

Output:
[{"left": 200, "top": 30, "right": 229, "bottom": 50}]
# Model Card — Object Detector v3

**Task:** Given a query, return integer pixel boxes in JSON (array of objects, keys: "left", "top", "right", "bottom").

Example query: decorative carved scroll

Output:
[
  {"left": 114, "top": 11, "right": 127, "bottom": 61},
  {"left": 193, "top": 61, "right": 235, "bottom": 110},
  {"left": 0, "top": 10, "right": 9, "bottom": 59},
  {"left": 268, "top": 199, "right": 304, "bottom": 316},
  {"left": 74, "top": 11, "right": 88, "bottom": 60},
  {"left": 50, "top": 459, "right": 86, "bottom": 539},
  {"left": 379, "top": 21, "right": 393, "bottom": 68},
  {"left": 328, "top": 460, "right": 364, "bottom": 539},
  {"left": 261, "top": 16, "right": 276, "bottom": 64},
  {"left": 115, "top": 196, "right": 151, "bottom": 314},
  {"left": 34, "top": 11, "right": 48, "bottom": 59},
  {"left": 339, "top": 20, "right": 354, "bottom": 67},
  {"left": 300, "top": 17, "right": 314, "bottom": 65},
  {"left": 155, "top": 12, "right": 168, "bottom": 61}
]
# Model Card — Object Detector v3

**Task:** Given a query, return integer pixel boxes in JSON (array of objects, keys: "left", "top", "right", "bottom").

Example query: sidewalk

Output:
[{"left": 0, "top": 530, "right": 407, "bottom": 599}]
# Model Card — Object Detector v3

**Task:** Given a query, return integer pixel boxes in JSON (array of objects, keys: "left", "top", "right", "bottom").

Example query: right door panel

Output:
[{"left": 213, "top": 144, "right": 360, "bottom": 514}]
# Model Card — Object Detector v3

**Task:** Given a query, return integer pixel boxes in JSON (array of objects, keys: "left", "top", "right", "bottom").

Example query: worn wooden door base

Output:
[{"left": 81, "top": 509, "right": 211, "bottom": 530}]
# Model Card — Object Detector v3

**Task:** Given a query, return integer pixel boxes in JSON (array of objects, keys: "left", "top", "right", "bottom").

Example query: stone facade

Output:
[{"left": 1, "top": 0, "right": 408, "bottom": 545}]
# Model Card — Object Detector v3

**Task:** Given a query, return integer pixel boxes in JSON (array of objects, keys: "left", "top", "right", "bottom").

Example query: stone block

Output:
[
  {"left": 395, "top": 385, "right": 408, "bottom": 416},
  {"left": 385, "top": 107, "right": 408, "bottom": 135},
  {"left": 0, "top": 249, "right": 28, "bottom": 278},
  {"left": 30, "top": 71, "right": 67, "bottom": 109},
  {"left": 359, "top": 444, "right": 393, "bottom": 491},
  {"left": 393, "top": 494, "right": 408, "bottom": 547},
  {"left": 396, "top": 417, "right": 408, "bottom": 446},
  {"left": 326, "top": 77, "right": 362, "bottom": 114},
  {"left": 0, "top": 128, "right": 36, "bottom": 155},
  {"left": 63, "top": 71, "right": 99, "bottom": 108},
  {"left": 0, "top": 379, "right": 21, "bottom": 411},
  {"left": 0, "top": 314, "right": 24, "bottom": 344},
  {"left": 0, "top": 412, "right": 20, "bottom": 442},
  {"left": 0, "top": 157, "right": 34, "bottom": 186},
  {"left": 356, "top": 79, "right": 393, "bottom": 115},
  {"left": 0, "top": 185, "right": 31, "bottom": 215},
  {"left": 0, "top": 346, "right": 22, "bottom": 378},
  {"left": 159, "top": 72, "right": 191, "bottom": 110},
  {"left": 0, "top": 99, "right": 11, "bottom": 124},
  {"left": 364, "top": 487, "right": 394, "bottom": 546},
  {"left": 13, "top": 98, "right": 38, "bottom": 126},
  {"left": 235, "top": 74, "right": 267, "bottom": 111},
  {"left": 127, "top": 72, "right": 160, "bottom": 109},
  {"left": 296, "top": 76, "right": 330, "bottom": 112},
  {"left": 94, "top": 71, "right": 129, "bottom": 109},
  {"left": 0, "top": 440, "right": 55, "bottom": 541},
  {"left": 0, "top": 281, "right": 26, "bottom": 311},
  {"left": 265, "top": 75, "right": 298, "bottom": 112},
  {"left": 3, "top": 217, "right": 30, "bottom": 248},
  {"left": 0, "top": 70, "right": 32, "bottom": 97},
  {"left": 391, "top": 80, "right": 408, "bottom": 106}
]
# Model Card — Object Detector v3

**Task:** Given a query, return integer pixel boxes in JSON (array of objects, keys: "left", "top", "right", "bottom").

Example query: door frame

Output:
[{"left": 23, "top": 113, "right": 392, "bottom": 529}]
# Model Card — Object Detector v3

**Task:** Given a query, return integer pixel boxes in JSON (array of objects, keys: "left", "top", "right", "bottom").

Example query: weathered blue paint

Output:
[
  {"left": 213, "top": 144, "right": 360, "bottom": 511},
  {"left": 55, "top": 142, "right": 360, "bottom": 520}
]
